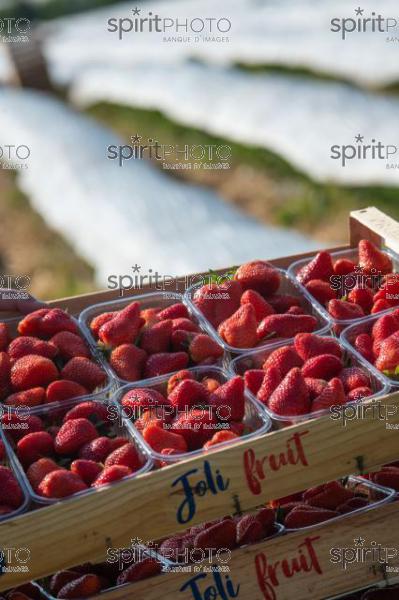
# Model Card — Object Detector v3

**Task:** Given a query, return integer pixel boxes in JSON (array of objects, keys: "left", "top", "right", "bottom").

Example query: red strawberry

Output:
[
  {"left": 98, "top": 302, "right": 143, "bottom": 347},
  {"left": 297, "top": 251, "right": 334, "bottom": 285},
  {"left": 140, "top": 308, "right": 160, "bottom": 328},
  {"left": 0, "top": 466, "right": 24, "bottom": 508},
  {"left": 263, "top": 346, "right": 303, "bottom": 378},
  {"left": 109, "top": 344, "right": 147, "bottom": 381},
  {"left": 70, "top": 460, "right": 103, "bottom": 485},
  {"left": 194, "top": 519, "right": 237, "bottom": 550},
  {"left": 171, "top": 318, "right": 199, "bottom": 333},
  {"left": 167, "top": 369, "right": 194, "bottom": 394},
  {"left": 143, "top": 424, "right": 187, "bottom": 454},
  {"left": 333, "top": 258, "right": 356, "bottom": 275},
  {"left": 257, "top": 366, "right": 282, "bottom": 405},
  {"left": 371, "top": 467, "right": 399, "bottom": 491},
  {"left": 301, "top": 354, "right": 343, "bottom": 379},
  {"left": 121, "top": 388, "right": 169, "bottom": 416},
  {"left": 17, "top": 431, "right": 54, "bottom": 466},
  {"left": 140, "top": 320, "right": 172, "bottom": 355},
  {"left": 0, "top": 440, "right": 4, "bottom": 461},
  {"left": 0, "top": 322, "right": 9, "bottom": 351},
  {"left": 375, "top": 332, "right": 399, "bottom": 372},
  {"left": 244, "top": 369, "right": 265, "bottom": 395},
  {"left": 0, "top": 351, "right": 10, "bottom": 399},
  {"left": 171, "top": 409, "right": 217, "bottom": 450},
  {"left": 11, "top": 354, "right": 58, "bottom": 391},
  {"left": 168, "top": 379, "right": 209, "bottom": 411},
  {"left": 144, "top": 352, "right": 189, "bottom": 379},
  {"left": 158, "top": 303, "right": 189, "bottom": 320},
  {"left": 371, "top": 299, "right": 392, "bottom": 313},
  {"left": 339, "top": 367, "right": 370, "bottom": 392},
  {"left": 358, "top": 239, "right": 392, "bottom": 275},
  {"left": 218, "top": 304, "right": 258, "bottom": 348},
  {"left": 305, "top": 279, "right": 336, "bottom": 305},
  {"left": 8, "top": 336, "right": 58, "bottom": 361},
  {"left": 354, "top": 333, "right": 374, "bottom": 363},
  {"left": 46, "top": 380, "right": 88, "bottom": 404},
  {"left": 170, "top": 329, "right": 194, "bottom": 352},
  {"left": 312, "top": 378, "right": 346, "bottom": 412},
  {"left": 268, "top": 368, "right": 310, "bottom": 416},
  {"left": 92, "top": 465, "right": 132, "bottom": 487},
  {"left": 27, "top": 458, "right": 60, "bottom": 492},
  {"left": 203, "top": 431, "right": 239, "bottom": 449},
  {"left": 304, "top": 481, "right": 355, "bottom": 510},
  {"left": 257, "top": 507, "right": 276, "bottom": 534},
  {"left": 193, "top": 280, "right": 242, "bottom": 328},
  {"left": 304, "top": 378, "right": 327, "bottom": 400},
  {"left": 18, "top": 308, "right": 78, "bottom": 338},
  {"left": 5, "top": 387, "right": 45, "bottom": 408},
  {"left": 372, "top": 313, "right": 399, "bottom": 354},
  {"left": 61, "top": 357, "right": 106, "bottom": 391},
  {"left": 116, "top": 559, "right": 162, "bottom": 585},
  {"left": 257, "top": 314, "right": 318, "bottom": 340},
  {"left": 336, "top": 497, "right": 369, "bottom": 513},
  {"left": 50, "top": 331, "right": 90, "bottom": 360},
  {"left": 57, "top": 574, "right": 102, "bottom": 598},
  {"left": 294, "top": 333, "right": 342, "bottom": 361},
  {"left": 209, "top": 376, "right": 245, "bottom": 421},
  {"left": 89, "top": 312, "right": 116, "bottom": 338},
  {"left": 55, "top": 418, "right": 98, "bottom": 455},
  {"left": 240, "top": 289, "right": 275, "bottom": 321},
  {"left": 347, "top": 386, "right": 373, "bottom": 401},
  {"left": 266, "top": 294, "right": 301, "bottom": 313},
  {"left": 2, "top": 414, "right": 44, "bottom": 442},
  {"left": 188, "top": 334, "right": 223, "bottom": 363},
  {"left": 234, "top": 260, "right": 281, "bottom": 296},
  {"left": 328, "top": 299, "right": 365, "bottom": 320},
  {"left": 285, "top": 506, "right": 339, "bottom": 528},
  {"left": 104, "top": 443, "right": 141, "bottom": 472},
  {"left": 78, "top": 437, "right": 112, "bottom": 462},
  {"left": 348, "top": 287, "right": 374, "bottom": 313},
  {"left": 63, "top": 401, "right": 109, "bottom": 423},
  {"left": 49, "top": 571, "right": 82, "bottom": 596},
  {"left": 236, "top": 515, "right": 264, "bottom": 545}
]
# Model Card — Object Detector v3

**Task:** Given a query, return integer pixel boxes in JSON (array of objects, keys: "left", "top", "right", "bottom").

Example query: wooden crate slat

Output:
[
  {"left": 0, "top": 392, "right": 398, "bottom": 590},
  {"left": 350, "top": 207, "right": 399, "bottom": 254},
  {"left": 89, "top": 502, "right": 399, "bottom": 600}
]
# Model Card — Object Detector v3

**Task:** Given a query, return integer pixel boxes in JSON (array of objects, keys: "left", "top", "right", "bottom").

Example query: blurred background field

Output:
[{"left": 0, "top": 0, "right": 398, "bottom": 299}]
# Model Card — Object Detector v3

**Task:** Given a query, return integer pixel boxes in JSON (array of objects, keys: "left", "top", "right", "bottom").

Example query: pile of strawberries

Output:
[
  {"left": 340, "top": 585, "right": 399, "bottom": 599},
  {"left": 0, "top": 308, "right": 108, "bottom": 408},
  {"left": 295, "top": 239, "right": 397, "bottom": 322},
  {"left": 367, "top": 461, "right": 399, "bottom": 491},
  {"left": 0, "top": 439, "right": 25, "bottom": 516},
  {"left": 243, "top": 333, "right": 373, "bottom": 417},
  {"left": 3, "top": 400, "right": 144, "bottom": 499},
  {"left": 40, "top": 556, "right": 162, "bottom": 599},
  {"left": 192, "top": 261, "right": 320, "bottom": 349},
  {"left": 158, "top": 507, "right": 277, "bottom": 561},
  {"left": 351, "top": 310, "right": 399, "bottom": 378},
  {"left": 272, "top": 480, "right": 374, "bottom": 529},
  {"left": 0, "top": 584, "right": 48, "bottom": 600},
  {"left": 88, "top": 300, "right": 223, "bottom": 382},
  {"left": 120, "top": 371, "right": 250, "bottom": 456}
]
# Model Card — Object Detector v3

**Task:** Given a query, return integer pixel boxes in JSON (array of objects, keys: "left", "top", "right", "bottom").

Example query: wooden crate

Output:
[{"left": 1, "top": 207, "right": 399, "bottom": 600}]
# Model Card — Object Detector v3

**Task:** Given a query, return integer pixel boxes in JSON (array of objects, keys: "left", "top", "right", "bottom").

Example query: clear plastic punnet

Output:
[
  {"left": 0, "top": 426, "right": 30, "bottom": 520},
  {"left": 340, "top": 310, "right": 399, "bottom": 389},
  {"left": 113, "top": 365, "right": 271, "bottom": 464},
  {"left": 79, "top": 291, "right": 224, "bottom": 386},
  {"left": 0, "top": 314, "right": 113, "bottom": 412},
  {"left": 284, "top": 476, "right": 396, "bottom": 532},
  {"left": 4, "top": 395, "right": 153, "bottom": 506},
  {"left": 228, "top": 336, "right": 389, "bottom": 428},
  {"left": 288, "top": 247, "right": 399, "bottom": 331},
  {"left": 184, "top": 268, "right": 331, "bottom": 356}
]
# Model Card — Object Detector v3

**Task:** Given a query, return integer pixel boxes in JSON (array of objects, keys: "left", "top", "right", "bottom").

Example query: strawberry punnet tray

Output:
[{"left": 1, "top": 207, "right": 399, "bottom": 600}]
